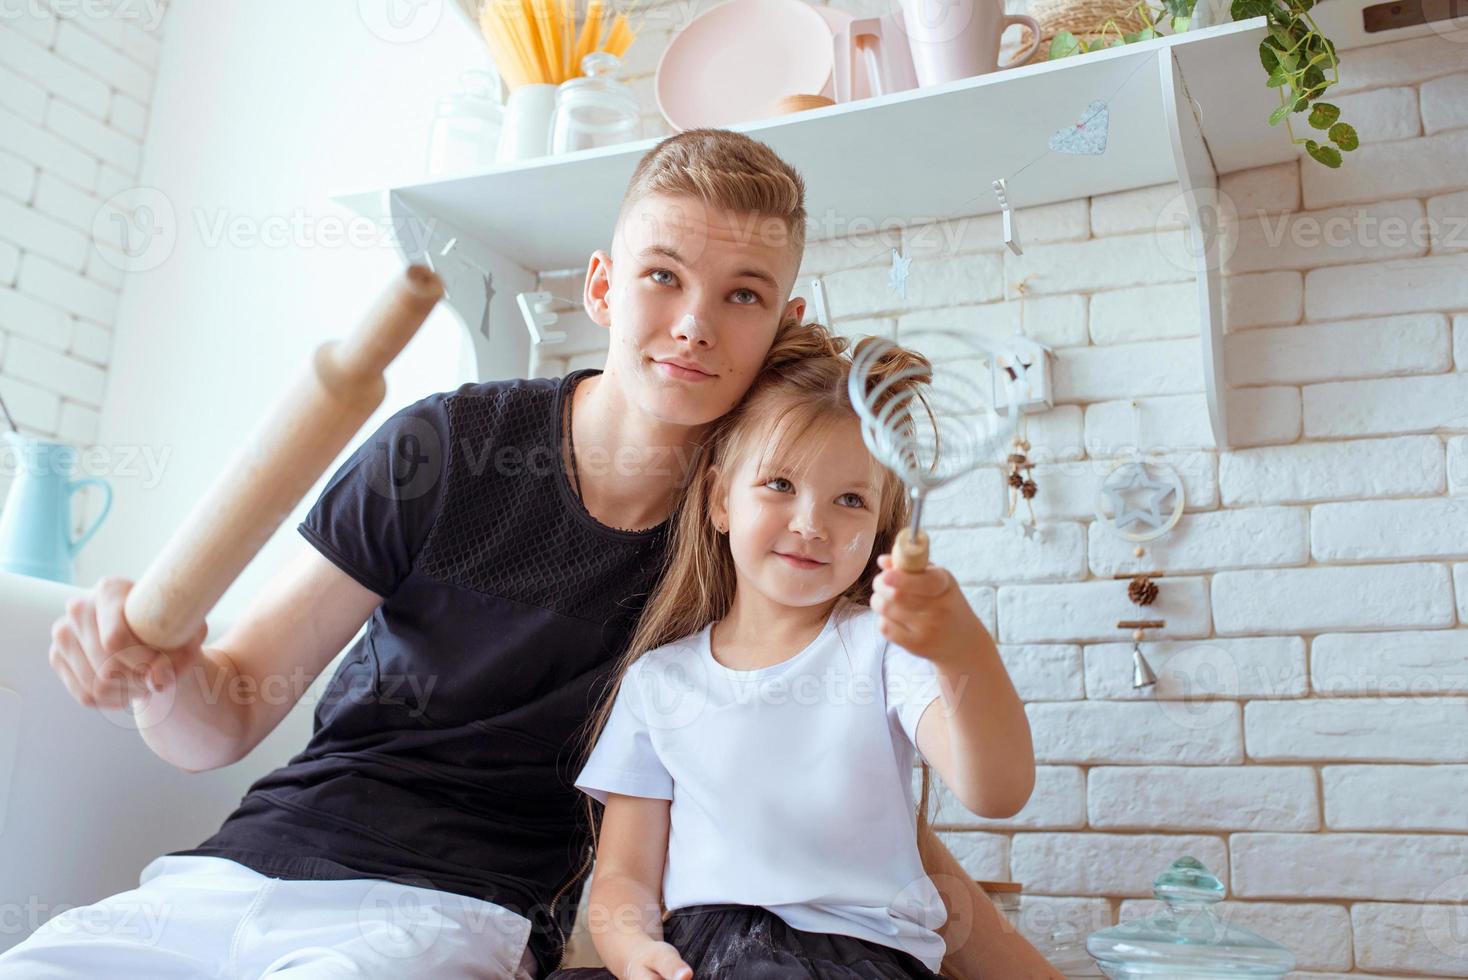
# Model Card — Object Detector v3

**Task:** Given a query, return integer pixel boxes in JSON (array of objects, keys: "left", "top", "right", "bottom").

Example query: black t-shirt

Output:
[{"left": 169, "top": 368, "right": 671, "bottom": 975}]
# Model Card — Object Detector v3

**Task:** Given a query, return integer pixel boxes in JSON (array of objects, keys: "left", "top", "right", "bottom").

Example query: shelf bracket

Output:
[
  {"left": 1159, "top": 48, "right": 1230, "bottom": 450},
  {"left": 386, "top": 191, "right": 538, "bottom": 382}
]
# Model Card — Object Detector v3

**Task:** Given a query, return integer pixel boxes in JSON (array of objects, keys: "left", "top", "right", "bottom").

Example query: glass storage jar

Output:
[
  {"left": 426, "top": 69, "right": 504, "bottom": 175},
  {"left": 1086, "top": 857, "right": 1296, "bottom": 978},
  {"left": 550, "top": 52, "right": 639, "bottom": 154}
]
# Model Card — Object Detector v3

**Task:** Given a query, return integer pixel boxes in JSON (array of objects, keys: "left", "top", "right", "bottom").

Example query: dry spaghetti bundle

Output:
[{"left": 478, "top": 0, "right": 637, "bottom": 88}]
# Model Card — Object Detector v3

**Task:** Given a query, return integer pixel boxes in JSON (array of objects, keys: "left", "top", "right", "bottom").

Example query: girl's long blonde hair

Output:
[{"left": 580, "top": 318, "right": 940, "bottom": 856}]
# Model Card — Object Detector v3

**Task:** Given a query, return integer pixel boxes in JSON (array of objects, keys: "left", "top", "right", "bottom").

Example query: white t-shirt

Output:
[{"left": 574, "top": 597, "right": 948, "bottom": 971}]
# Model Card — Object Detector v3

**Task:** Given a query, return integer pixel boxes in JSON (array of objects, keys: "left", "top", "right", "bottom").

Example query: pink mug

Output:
[{"left": 893, "top": 0, "right": 1042, "bottom": 87}]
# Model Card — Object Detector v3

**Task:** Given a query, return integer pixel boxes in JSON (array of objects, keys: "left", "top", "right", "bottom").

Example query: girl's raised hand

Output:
[
  {"left": 871, "top": 552, "right": 984, "bottom": 668},
  {"left": 625, "top": 940, "right": 694, "bottom": 980}
]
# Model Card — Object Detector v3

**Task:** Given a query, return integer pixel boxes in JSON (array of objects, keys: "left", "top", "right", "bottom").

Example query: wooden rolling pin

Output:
[{"left": 123, "top": 264, "right": 444, "bottom": 651}]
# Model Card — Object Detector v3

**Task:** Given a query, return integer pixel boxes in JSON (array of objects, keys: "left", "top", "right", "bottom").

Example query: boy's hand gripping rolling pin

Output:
[{"left": 122, "top": 265, "right": 444, "bottom": 654}]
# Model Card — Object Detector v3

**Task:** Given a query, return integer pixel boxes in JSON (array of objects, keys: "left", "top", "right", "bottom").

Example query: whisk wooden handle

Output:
[
  {"left": 893, "top": 527, "right": 929, "bottom": 573},
  {"left": 123, "top": 265, "right": 443, "bottom": 651}
]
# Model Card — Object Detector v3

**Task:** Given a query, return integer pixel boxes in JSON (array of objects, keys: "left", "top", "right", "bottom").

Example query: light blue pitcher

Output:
[{"left": 0, "top": 431, "right": 112, "bottom": 584}]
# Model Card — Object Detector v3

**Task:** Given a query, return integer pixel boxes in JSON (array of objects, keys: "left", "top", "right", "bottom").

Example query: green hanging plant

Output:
[{"left": 1232, "top": 0, "right": 1356, "bottom": 167}]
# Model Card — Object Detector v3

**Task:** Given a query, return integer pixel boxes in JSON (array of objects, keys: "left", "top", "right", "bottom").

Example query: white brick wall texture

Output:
[
  {"left": 0, "top": 4, "right": 162, "bottom": 478},
  {"left": 5, "top": 7, "right": 1463, "bottom": 974}
]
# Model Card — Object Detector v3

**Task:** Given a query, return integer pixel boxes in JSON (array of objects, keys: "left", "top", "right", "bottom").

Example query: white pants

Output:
[{"left": 0, "top": 855, "right": 539, "bottom": 979}]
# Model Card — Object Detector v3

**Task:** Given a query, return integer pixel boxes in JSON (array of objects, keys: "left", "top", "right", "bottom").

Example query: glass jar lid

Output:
[
  {"left": 1085, "top": 857, "right": 1296, "bottom": 977},
  {"left": 556, "top": 52, "right": 637, "bottom": 114},
  {"left": 435, "top": 69, "right": 505, "bottom": 120}
]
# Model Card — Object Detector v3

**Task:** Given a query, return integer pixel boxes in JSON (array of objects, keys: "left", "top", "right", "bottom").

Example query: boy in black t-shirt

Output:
[{"left": 14, "top": 129, "right": 810, "bottom": 980}]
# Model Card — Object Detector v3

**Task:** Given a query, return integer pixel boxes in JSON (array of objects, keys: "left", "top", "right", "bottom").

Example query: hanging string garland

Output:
[
  {"left": 998, "top": 276, "right": 1047, "bottom": 542},
  {"left": 1100, "top": 402, "right": 1182, "bottom": 691}
]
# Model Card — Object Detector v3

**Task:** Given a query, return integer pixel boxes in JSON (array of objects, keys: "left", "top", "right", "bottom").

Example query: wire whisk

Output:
[{"left": 848, "top": 329, "right": 1021, "bottom": 573}]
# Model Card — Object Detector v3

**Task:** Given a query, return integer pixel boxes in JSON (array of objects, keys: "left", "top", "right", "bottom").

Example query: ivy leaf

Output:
[
  {"left": 1163, "top": 0, "right": 1194, "bottom": 19},
  {"left": 1266, "top": 69, "right": 1290, "bottom": 87},
  {"left": 1308, "top": 102, "right": 1339, "bottom": 128},
  {"left": 1329, "top": 122, "right": 1359, "bottom": 151},
  {"left": 1269, "top": 101, "right": 1294, "bottom": 125},
  {"left": 1259, "top": 36, "right": 1284, "bottom": 72},
  {"left": 1272, "top": 44, "right": 1300, "bottom": 73},
  {"left": 1234, "top": 0, "right": 1272, "bottom": 19},
  {"left": 1050, "top": 31, "right": 1081, "bottom": 57},
  {"left": 1137, "top": 25, "right": 1159, "bottom": 38},
  {"left": 1306, "top": 139, "right": 1342, "bottom": 168}
]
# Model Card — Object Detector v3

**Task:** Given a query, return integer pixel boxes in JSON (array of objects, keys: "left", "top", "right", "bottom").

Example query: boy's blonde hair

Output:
[{"left": 616, "top": 128, "right": 809, "bottom": 274}]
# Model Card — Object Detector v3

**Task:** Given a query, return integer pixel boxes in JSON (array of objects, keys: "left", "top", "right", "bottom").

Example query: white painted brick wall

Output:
[
  {"left": 1246, "top": 698, "right": 1468, "bottom": 762},
  {"left": 935, "top": 831, "right": 1010, "bottom": 880},
  {"left": 1428, "top": 190, "right": 1468, "bottom": 254},
  {"left": 1323, "top": 765, "right": 1468, "bottom": 831},
  {"left": 1231, "top": 832, "right": 1468, "bottom": 900},
  {"left": 1352, "top": 902, "right": 1468, "bottom": 976},
  {"left": 0, "top": 7, "right": 159, "bottom": 454},
  {"left": 1088, "top": 765, "right": 1318, "bottom": 830},
  {"left": 1419, "top": 71, "right": 1468, "bottom": 135},
  {"left": 1226, "top": 313, "right": 1450, "bottom": 387},
  {"left": 1028, "top": 700, "right": 1242, "bottom": 764},
  {"left": 1330, "top": 86, "right": 1421, "bottom": 143},
  {"left": 1224, "top": 198, "right": 1428, "bottom": 275},
  {"left": 1303, "top": 371, "right": 1468, "bottom": 437},
  {"left": 1218, "top": 161, "right": 1300, "bottom": 215},
  {"left": 1220, "top": 436, "right": 1446, "bottom": 506},
  {"left": 1311, "top": 497, "right": 1468, "bottom": 561},
  {"left": 1088, "top": 271, "right": 1301, "bottom": 344},
  {"left": 1215, "top": 563, "right": 1456, "bottom": 633},
  {"left": 1301, "top": 131, "right": 1468, "bottom": 209}
]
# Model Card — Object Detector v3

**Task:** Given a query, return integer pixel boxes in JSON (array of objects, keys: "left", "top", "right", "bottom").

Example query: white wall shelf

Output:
[{"left": 331, "top": 4, "right": 1428, "bottom": 449}]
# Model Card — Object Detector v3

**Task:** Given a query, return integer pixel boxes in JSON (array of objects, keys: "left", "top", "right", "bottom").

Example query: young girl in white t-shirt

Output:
[{"left": 547, "top": 323, "right": 1037, "bottom": 980}]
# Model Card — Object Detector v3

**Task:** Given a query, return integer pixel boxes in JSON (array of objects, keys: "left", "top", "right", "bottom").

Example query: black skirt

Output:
[{"left": 546, "top": 903, "right": 944, "bottom": 979}]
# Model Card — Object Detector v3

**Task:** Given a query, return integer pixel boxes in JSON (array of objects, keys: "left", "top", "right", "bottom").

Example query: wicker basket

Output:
[{"left": 1014, "top": 0, "right": 1149, "bottom": 63}]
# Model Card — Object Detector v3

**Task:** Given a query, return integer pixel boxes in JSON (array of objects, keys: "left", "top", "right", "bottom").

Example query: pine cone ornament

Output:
[
  {"left": 1021, "top": 479, "right": 1038, "bottom": 499},
  {"left": 1008, "top": 471, "right": 1025, "bottom": 489},
  {"left": 1128, "top": 576, "right": 1159, "bottom": 606}
]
